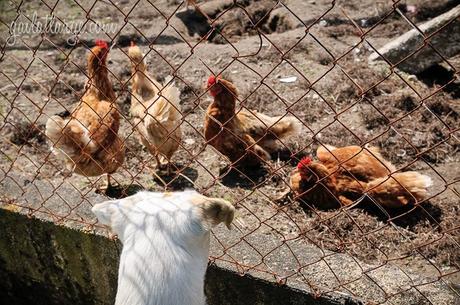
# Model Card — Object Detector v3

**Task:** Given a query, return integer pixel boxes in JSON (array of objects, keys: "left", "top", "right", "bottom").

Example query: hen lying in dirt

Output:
[
  {"left": 45, "top": 40, "right": 125, "bottom": 192},
  {"left": 204, "top": 75, "right": 301, "bottom": 168},
  {"left": 288, "top": 145, "right": 432, "bottom": 209}
]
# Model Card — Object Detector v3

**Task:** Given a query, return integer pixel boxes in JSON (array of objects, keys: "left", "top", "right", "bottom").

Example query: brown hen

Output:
[
  {"left": 290, "top": 152, "right": 432, "bottom": 210},
  {"left": 45, "top": 40, "right": 125, "bottom": 192},
  {"left": 316, "top": 144, "right": 396, "bottom": 182},
  {"left": 204, "top": 75, "right": 301, "bottom": 168}
]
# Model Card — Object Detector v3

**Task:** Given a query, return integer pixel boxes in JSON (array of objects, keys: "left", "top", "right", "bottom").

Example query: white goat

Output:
[{"left": 92, "top": 190, "right": 235, "bottom": 305}]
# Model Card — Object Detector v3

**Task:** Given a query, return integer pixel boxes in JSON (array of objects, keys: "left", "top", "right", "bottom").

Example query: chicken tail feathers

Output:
[
  {"left": 161, "top": 76, "right": 181, "bottom": 112},
  {"left": 367, "top": 172, "right": 432, "bottom": 208},
  {"left": 266, "top": 115, "right": 301, "bottom": 139},
  {"left": 144, "top": 77, "right": 182, "bottom": 134},
  {"left": 45, "top": 115, "right": 98, "bottom": 159}
]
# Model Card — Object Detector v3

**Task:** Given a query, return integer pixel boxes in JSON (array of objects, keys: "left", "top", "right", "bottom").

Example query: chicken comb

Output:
[
  {"left": 95, "top": 39, "right": 109, "bottom": 49},
  {"left": 207, "top": 75, "right": 218, "bottom": 87},
  {"left": 297, "top": 156, "right": 312, "bottom": 170}
]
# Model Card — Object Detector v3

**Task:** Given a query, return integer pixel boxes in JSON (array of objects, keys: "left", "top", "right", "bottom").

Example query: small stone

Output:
[
  {"left": 279, "top": 76, "right": 297, "bottom": 83},
  {"left": 184, "top": 138, "right": 195, "bottom": 145}
]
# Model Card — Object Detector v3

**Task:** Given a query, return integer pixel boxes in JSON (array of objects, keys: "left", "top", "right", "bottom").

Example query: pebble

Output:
[
  {"left": 279, "top": 76, "right": 297, "bottom": 83},
  {"left": 184, "top": 138, "right": 195, "bottom": 145}
]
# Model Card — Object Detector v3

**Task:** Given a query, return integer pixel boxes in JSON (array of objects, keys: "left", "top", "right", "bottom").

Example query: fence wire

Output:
[{"left": 0, "top": 0, "right": 459, "bottom": 304}]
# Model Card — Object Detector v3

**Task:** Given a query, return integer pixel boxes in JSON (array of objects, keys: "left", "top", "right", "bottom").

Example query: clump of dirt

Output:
[
  {"left": 214, "top": 5, "right": 293, "bottom": 42},
  {"left": 8, "top": 120, "right": 46, "bottom": 146},
  {"left": 179, "top": 83, "right": 202, "bottom": 114},
  {"left": 52, "top": 83, "right": 71, "bottom": 98},
  {"left": 396, "top": 94, "right": 418, "bottom": 112},
  {"left": 361, "top": 90, "right": 459, "bottom": 165},
  {"left": 178, "top": 0, "right": 294, "bottom": 43},
  {"left": 323, "top": 62, "right": 393, "bottom": 106},
  {"left": 362, "top": 92, "right": 418, "bottom": 130},
  {"left": 323, "top": 24, "right": 360, "bottom": 39},
  {"left": 363, "top": 112, "right": 389, "bottom": 130},
  {"left": 408, "top": 0, "right": 460, "bottom": 22},
  {"left": 417, "top": 65, "right": 460, "bottom": 98},
  {"left": 308, "top": 58, "right": 460, "bottom": 166},
  {"left": 428, "top": 99, "right": 459, "bottom": 119},
  {"left": 367, "top": 19, "right": 413, "bottom": 38},
  {"left": 118, "top": 90, "right": 133, "bottom": 117}
]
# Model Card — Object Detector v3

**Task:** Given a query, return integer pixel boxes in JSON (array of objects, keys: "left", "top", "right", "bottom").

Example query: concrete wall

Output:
[{"left": 0, "top": 208, "right": 361, "bottom": 305}]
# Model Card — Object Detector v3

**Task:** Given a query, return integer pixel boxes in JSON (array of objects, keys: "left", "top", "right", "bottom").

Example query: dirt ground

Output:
[{"left": 0, "top": 0, "right": 459, "bottom": 292}]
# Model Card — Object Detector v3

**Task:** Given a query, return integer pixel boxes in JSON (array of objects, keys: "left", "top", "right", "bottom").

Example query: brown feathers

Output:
[
  {"left": 290, "top": 145, "right": 432, "bottom": 209},
  {"left": 46, "top": 40, "right": 125, "bottom": 178},
  {"left": 204, "top": 75, "right": 300, "bottom": 168}
]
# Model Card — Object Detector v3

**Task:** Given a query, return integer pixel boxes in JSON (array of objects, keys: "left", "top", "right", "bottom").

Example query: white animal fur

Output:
[{"left": 92, "top": 190, "right": 235, "bottom": 305}]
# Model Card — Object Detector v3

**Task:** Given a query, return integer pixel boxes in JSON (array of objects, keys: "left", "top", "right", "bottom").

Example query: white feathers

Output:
[
  {"left": 45, "top": 115, "right": 65, "bottom": 153},
  {"left": 128, "top": 45, "right": 182, "bottom": 162},
  {"left": 145, "top": 77, "right": 181, "bottom": 126},
  {"left": 92, "top": 190, "right": 234, "bottom": 305},
  {"left": 45, "top": 115, "right": 97, "bottom": 158},
  {"left": 421, "top": 174, "right": 433, "bottom": 188}
]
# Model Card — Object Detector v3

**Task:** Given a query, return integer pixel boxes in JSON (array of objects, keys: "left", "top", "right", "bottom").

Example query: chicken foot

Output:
[
  {"left": 274, "top": 187, "right": 293, "bottom": 203},
  {"left": 96, "top": 174, "right": 118, "bottom": 194},
  {"left": 243, "top": 134, "right": 271, "bottom": 163},
  {"left": 155, "top": 154, "right": 174, "bottom": 176}
]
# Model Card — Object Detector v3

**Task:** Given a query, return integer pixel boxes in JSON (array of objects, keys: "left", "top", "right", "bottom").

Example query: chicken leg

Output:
[
  {"left": 155, "top": 154, "right": 174, "bottom": 176},
  {"left": 96, "top": 174, "right": 116, "bottom": 194}
]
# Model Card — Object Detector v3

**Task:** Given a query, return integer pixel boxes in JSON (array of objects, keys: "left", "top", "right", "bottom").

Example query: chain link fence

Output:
[{"left": 0, "top": 0, "right": 459, "bottom": 304}]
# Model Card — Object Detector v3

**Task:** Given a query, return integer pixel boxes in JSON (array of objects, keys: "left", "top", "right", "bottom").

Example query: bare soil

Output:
[{"left": 0, "top": 0, "right": 459, "bottom": 290}]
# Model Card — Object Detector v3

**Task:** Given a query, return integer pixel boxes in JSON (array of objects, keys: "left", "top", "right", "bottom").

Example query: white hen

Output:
[{"left": 128, "top": 43, "right": 182, "bottom": 174}]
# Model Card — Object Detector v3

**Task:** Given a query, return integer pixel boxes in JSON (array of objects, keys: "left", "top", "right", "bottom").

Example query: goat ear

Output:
[{"left": 194, "top": 196, "right": 235, "bottom": 230}]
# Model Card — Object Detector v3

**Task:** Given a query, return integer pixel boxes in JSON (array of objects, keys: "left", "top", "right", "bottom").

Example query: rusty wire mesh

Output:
[{"left": 0, "top": 0, "right": 459, "bottom": 304}]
